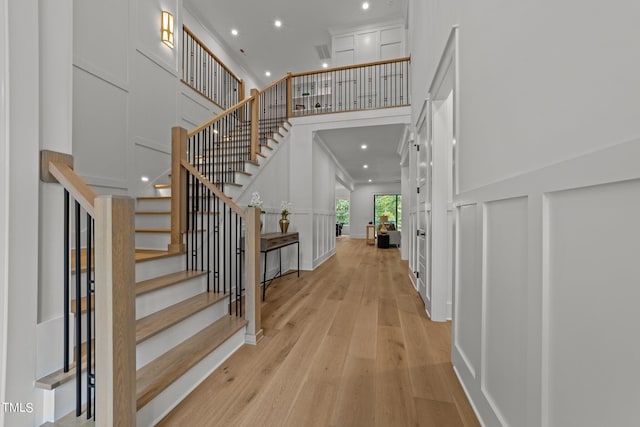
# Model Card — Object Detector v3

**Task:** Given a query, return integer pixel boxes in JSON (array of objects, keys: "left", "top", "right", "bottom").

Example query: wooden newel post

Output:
[
  {"left": 170, "top": 126, "right": 188, "bottom": 253},
  {"left": 250, "top": 89, "right": 259, "bottom": 163},
  {"left": 244, "top": 207, "right": 263, "bottom": 345},
  {"left": 95, "top": 196, "right": 137, "bottom": 426}
]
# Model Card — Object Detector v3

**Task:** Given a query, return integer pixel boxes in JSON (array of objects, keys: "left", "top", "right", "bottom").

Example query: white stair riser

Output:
[
  {"left": 156, "top": 188, "right": 171, "bottom": 197},
  {"left": 135, "top": 232, "right": 171, "bottom": 250},
  {"left": 135, "top": 214, "right": 171, "bottom": 229},
  {"left": 136, "top": 255, "right": 185, "bottom": 281},
  {"left": 136, "top": 276, "right": 207, "bottom": 319},
  {"left": 136, "top": 198, "right": 171, "bottom": 211},
  {"left": 136, "top": 299, "right": 229, "bottom": 369},
  {"left": 136, "top": 327, "right": 245, "bottom": 427}
]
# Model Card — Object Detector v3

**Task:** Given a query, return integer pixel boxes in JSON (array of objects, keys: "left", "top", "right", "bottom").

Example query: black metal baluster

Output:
[
  {"left": 63, "top": 190, "right": 70, "bottom": 373},
  {"left": 74, "top": 201, "right": 82, "bottom": 416},
  {"left": 86, "top": 213, "right": 93, "bottom": 419}
]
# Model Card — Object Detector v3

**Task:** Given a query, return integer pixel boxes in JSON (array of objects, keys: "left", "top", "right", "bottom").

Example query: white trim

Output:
[
  {"left": 0, "top": 0, "right": 8, "bottom": 415},
  {"left": 72, "top": 59, "right": 129, "bottom": 93},
  {"left": 135, "top": 46, "right": 179, "bottom": 78},
  {"left": 313, "top": 133, "right": 355, "bottom": 187},
  {"left": 134, "top": 136, "right": 171, "bottom": 156}
]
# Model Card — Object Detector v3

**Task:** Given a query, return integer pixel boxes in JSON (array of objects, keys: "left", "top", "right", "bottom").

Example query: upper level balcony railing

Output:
[{"left": 289, "top": 57, "right": 410, "bottom": 117}]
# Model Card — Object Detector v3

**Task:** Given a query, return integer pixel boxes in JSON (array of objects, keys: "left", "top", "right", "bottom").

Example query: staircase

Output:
[
  {"left": 36, "top": 195, "right": 248, "bottom": 425},
  {"left": 37, "top": 98, "right": 289, "bottom": 425}
]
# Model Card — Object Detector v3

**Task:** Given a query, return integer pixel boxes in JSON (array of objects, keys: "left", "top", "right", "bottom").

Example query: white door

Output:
[{"left": 416, "top": 104, "right": 431, "bottom": 307}]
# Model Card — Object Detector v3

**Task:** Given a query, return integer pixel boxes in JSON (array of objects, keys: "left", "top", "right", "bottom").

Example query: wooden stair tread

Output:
[
  {"left": 260, "top": 144, "right": 273, "bottom": 151},
  {"left": 136, "top": 270, "right": 207, "bottom": 296},
  {"left": 136, "top": 228, "right": 206, "bottom": 233},
  {"left": 137, "top": 196, "right": 170, "bottom": 201},
  {"left": 36, "top": 357, "right": 89, "bottom": 390},
  {"left": 70, "top": 296, "right": 94, "bottom": 314},
  {"left": 214, "top": 181, "right": 242, "bottom": 187},
  {"left": 154, "top": 183, "right": 170, "bottom": 189},
  {"left": 136, "top": 315, "right": 247, "bottom": 410},
  {"left": 136, "top": 228, "right": 171, "bottom": 233},
  {"left": 134, "top": 249, "right": 181, "bottom": 263},
  {"left": 135, "top": 291, "right": 227, "bottom": 344},
  {"left": 70, "top": 248, "right": 177, "bottom": 272},
  {"left": 136, "top": 211, "right": 171, "bottom": 215}
]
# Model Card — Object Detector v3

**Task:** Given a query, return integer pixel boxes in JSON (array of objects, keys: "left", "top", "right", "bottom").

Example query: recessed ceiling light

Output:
[
  {"left": 274, "top": 19, "right": 282, "bottom": 28},
  {"left": 322, "top": 62, "right": 329, "bottom": 68},
  {"left": 368, "top": 179, "right": 372, "bottom": 182},
  {"left": 362, "top": 2, "right": 370, "bottom": 10},
  {"left": 231, "top": 29, "right": 238, "bottom": 36},
  {"left": 141, "top": 176, "right": 149, "bottom": 182},
  {"left": 265, "top": 71, "right": 271, "bottom": 77},
  {"left": 361, "top": 144, "right": 367, "bottom": 149},
  {"left": 363, "top": 164, "right": 368, "bottom": 168}
]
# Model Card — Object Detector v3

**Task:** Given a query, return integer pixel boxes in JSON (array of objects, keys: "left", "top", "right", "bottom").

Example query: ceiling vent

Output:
[{"left": 315, "top": 44, "right": 331, "bottom": 60}]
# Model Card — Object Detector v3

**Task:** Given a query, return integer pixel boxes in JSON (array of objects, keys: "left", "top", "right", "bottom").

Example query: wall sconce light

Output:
[{"left": 161, "top": 11, "right": 174, "bottom": 48}]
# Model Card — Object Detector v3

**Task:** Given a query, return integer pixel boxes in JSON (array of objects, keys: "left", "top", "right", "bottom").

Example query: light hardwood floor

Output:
[{"left": 158, "top": 237, "right": 480, "bottom": 427}]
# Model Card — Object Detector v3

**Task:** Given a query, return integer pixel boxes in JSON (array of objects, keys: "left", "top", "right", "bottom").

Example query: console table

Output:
[{"left": 260, "top": 232, "right": 300, "bottom": 301}]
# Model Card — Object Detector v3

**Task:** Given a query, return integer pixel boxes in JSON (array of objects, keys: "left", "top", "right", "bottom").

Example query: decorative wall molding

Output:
[
  {"left": 452, "top": 137, "right": 640, "bottom": 426},
  {"left": 135, "top": 47, "right": 178, "bottom": 78},
  {"left": 73, "top": 59, "right": 129, "bottom": 93},
  {"left": 134, "top": 136, "right": 171, "bottom": 155}
]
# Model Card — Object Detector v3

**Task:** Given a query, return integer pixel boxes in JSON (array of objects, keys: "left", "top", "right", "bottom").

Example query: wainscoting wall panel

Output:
[
  {"left": 74, "top": 0, "right": 129, "bottom": 88},
  {"left": 313, "top": 212, "right": 336, "bottom": 268},
  {"left": 451, "top": 138, "right": 640, "bottom": 426},
  {"left": 482, "top": 197, "right": 528, "bottom": 427},
  {"left": 73, "top": 67, "right": 128, "bottom": 183},
  {"left": 545, "top": 179, "right": 640, "bottom": 427},
  {"left": 454, "top": 203, "right": 481, "bottom": 378}
]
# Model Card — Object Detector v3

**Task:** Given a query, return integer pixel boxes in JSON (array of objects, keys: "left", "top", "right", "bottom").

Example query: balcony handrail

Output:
[{"left": 290, "top": 56, "right": 411, "bottom": 77}]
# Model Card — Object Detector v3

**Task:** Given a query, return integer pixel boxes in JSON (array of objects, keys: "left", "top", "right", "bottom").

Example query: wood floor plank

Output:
[
  {"left": 330, "top": 356, "right": 377, "bottom": 427},
  {"left": 375, "top": 325, "right": 417, "bottom": 427},
  {"left": 158, "top": 238, "right": 479, "bottom": 427}
]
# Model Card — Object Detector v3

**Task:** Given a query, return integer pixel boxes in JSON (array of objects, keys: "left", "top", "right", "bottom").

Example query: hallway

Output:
[{"left": 159, "top": 238, "right": 479, "bottom": 426}]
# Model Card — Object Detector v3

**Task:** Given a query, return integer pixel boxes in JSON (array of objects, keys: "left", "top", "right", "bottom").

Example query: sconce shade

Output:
[{"left": 162, "top": 11, "right": 174, "bottom": 48}]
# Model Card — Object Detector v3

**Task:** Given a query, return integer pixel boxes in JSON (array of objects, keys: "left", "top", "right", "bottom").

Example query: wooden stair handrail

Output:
[
  {"left": 40, "top": 150, "right": 96, "bottom": 216},
  {"left": 181, "top": 160, "right": 247, "bottom": 218},
  {"left": 183, "top": 25, "right": 242, "bottom": 85},
  {"left": 290, "top": 56, "right": 411, "bottom": 77},
  {"left": 187, "top": 96, "right": 256, "bottom": 138}
]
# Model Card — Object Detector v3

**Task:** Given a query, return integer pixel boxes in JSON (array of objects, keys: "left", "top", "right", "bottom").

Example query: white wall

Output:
[
  {"left": 410, "top": 1, "right": 640, "bottom": 426},
  {"left": 0, "top": 0, "right": 8, "bottom": 420},
  {"left": 5, "top": 0, "right": 40, "bottom": 424},
  {"left": 349, "top": 182, "right": 401, "bottom": 239},
  {"left": 312, "top": 141, "right": 337, "bottom": 267}
]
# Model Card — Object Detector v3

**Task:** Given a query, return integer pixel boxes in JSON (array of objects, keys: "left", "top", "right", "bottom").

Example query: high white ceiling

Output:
[
  {"left": 184, "top": 0, "right": 409, "bottom": 188},
  {"left": 184, "top": 0, "right": 407, "bottom": 85},
  {"left": 318, "top": 124, "right": 406, "bottom": 185}
]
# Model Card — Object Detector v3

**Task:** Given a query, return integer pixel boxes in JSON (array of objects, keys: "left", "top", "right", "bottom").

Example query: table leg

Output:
[
  {"left": 297, "top": 242, "right": 300, "bottom": 278},
  {"left": 262, "top": 251, "right": 267, "bottom": 301}
]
